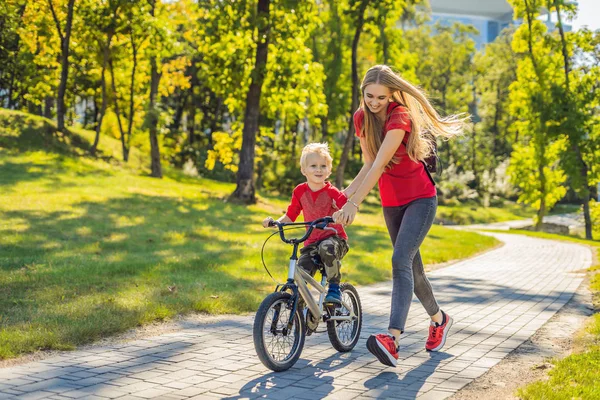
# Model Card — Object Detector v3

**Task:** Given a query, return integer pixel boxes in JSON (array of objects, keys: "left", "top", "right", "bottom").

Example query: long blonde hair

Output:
[{"left": 358, "top": 65, "right": 468, "bottom": 169}]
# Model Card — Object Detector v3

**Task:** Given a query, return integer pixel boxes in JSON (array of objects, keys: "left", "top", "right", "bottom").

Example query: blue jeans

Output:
[{"left": 383, "top": 196, "right": 440, "bottom": 332}]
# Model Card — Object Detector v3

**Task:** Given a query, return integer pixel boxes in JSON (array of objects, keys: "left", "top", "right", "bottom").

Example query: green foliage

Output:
[
  {"left": 205, "top": 126, "right": 242, "bottom": 173},
  {"left": 590, "top": 199, "right": 600, "bottom": 238},
  {"left": 405, "top": 22, "right": 476, "bottom": 173},
  {"left": 2, "top": 0, "right": 598, "bottom": 214},
  {"left": 473, "top": 28, "right": 518, "bottom": 180},
  {"left": 508, "top": 139, "right": 567, "bottom": 222}
]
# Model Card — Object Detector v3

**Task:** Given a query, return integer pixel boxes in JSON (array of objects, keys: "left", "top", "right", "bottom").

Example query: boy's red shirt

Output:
[
  {"left": 354, "top": 103, "right": 436, "bottom": 207},
  {"left": 286, "top": 182, "right": 348, "bottom": 246}
]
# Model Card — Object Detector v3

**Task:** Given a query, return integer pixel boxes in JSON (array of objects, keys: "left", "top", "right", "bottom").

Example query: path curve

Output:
[{"left": 0, "top": 232, "right": 591, "bottom": 400}]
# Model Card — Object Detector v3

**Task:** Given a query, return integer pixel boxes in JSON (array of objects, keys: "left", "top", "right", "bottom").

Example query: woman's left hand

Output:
[{"left": 333, "top": 202, "right": 358, "bottom": 226}]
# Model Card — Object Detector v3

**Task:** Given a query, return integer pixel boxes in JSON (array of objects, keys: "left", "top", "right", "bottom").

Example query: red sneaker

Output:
[
  {"left": 366, "top": 334, "right": 398, "bottom": 367},
  {"left": 426, "top": 311, "right": 453, "bottom": 352}
]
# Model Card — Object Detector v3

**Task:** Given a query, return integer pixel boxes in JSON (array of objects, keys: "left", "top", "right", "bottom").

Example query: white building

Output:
[{"left": 428, "top": 0, "right": 573, "bottom": 49}]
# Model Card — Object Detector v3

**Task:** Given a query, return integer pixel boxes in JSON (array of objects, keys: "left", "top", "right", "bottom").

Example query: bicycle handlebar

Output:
[{"left": 268, "top": 217, "right": 336, "bottom": 244}]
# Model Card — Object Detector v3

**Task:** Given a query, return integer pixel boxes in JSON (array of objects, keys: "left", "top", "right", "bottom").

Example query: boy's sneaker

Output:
[
  {"left": 366, "top": 334, "right": 398, "bottom": 367},
  {"left": 324, "top": 284, "right": 342, "bottom": 305},
  {"left": 426, "top": 311, "right": 453, "bottom": 352}
]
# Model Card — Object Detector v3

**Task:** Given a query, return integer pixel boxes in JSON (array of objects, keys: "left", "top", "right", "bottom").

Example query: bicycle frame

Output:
[
  {"left": 293, "top": 263, "right": 356, "bottom": 322},
  {"left": 270, "top": 217, "right": 358, "bottom": 330}
]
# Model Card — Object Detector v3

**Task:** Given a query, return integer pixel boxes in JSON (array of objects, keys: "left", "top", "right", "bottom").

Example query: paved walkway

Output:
[{"left": 0, "top": 233, "right": 592, "bottom": 400}]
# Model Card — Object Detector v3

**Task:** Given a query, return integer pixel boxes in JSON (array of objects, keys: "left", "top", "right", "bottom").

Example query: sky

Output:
[{"left": 569, "top": 0, "right": 600, "bottom": 31}]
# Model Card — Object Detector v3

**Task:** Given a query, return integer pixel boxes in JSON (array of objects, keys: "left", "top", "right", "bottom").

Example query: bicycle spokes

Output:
[{"left": 263, "top": 300, "right": 299, "bottom": 362}]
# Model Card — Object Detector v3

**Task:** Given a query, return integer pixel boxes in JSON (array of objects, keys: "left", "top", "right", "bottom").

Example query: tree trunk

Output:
[
  {"left": 49, "top": 0, "right": 76, "bottom": 133},
  {"left": 535, "top": 156, "right": 546, "bottom": 229},
  {"left": 188, "top": 64, "right": 198, "bottom": 145},
  {"left": 148, "top": 57, "right": 162, "bottom": 177},
  {"left": 91, "top": 33, "right": 113, "bottom": 155},
  {"left": 126, "top": 31, "right": 138, "bottom": 153},
  {"left": 380, "top": 21, "right": 389, "bottom": 64},
  {"left": 231, "top": 0, "right": 270, "bottom": 203},
  {"left": 170, "top": 90, "right": 187, "bottom": 136},
  {"left": 321, "top": 118, "right": 328, "bottom": 142},
  {"left": 492, "top": 83, "right": 501, "bottom": 156},
  {"left": 7, "top": 5, "right": 26, "bottom": 109},
  {"left": 335, "top": 0, "right": 369, "bottom": 189},
  {"left": 109, "top": 56, "right": 129, "bottom": 161},
  {"left": 44, "top": 96, "right": 54, "bottom": 119},
  {"left": 188, "top": 90, "right": 196, "bottom": 145},
  {"left": 208, "top": 96, "right": 222, "bottom": 146},
  {"left": 148, "top": 0, "right": 162, "bottom": 178}
]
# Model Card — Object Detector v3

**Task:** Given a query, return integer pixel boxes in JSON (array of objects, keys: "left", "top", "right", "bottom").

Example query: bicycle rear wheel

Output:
[
  {"left": 327, "top": 283, "right": 362, "bottom": 352},
  {"left": 253, "top": 292, "right": 305, "bottom": 372}
]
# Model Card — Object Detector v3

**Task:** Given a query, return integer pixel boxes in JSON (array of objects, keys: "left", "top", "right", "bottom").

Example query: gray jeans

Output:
[{"left": 382, "top": 196, "right": 440, "bottom": 332}]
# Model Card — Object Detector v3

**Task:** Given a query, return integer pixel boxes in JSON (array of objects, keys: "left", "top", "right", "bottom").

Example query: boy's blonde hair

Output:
[{"left": 300, "top": 142, "right": 333, "bottom": 170}]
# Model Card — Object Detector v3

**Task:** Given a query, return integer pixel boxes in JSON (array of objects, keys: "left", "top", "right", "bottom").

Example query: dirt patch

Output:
[{"left": 450, "top": 277, "right": 595, "bottom": 400}]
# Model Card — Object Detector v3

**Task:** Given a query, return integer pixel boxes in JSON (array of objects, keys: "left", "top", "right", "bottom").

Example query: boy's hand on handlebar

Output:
[
  {"left": 262, "top": 216, "right": 275, "bottom": 228},
  {"left": 333, "top": 203, "right": 357, "bottom": 226}
]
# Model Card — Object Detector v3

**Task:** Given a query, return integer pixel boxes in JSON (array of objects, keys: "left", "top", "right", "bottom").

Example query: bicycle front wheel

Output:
[{"left": 253, "top": 291, "right": 305, "bottom": 372}]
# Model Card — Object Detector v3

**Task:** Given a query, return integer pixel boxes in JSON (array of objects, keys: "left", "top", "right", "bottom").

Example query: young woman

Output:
[{"left": 333, "top": 65, "right": 467, "bottom": 367}]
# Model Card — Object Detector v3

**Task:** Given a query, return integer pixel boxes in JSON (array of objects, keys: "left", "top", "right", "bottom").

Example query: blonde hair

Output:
[
  {"left": 358, "top": 65, "right": 468, "bottom": 169},
  {"left": 300, "top": 142, "right": 333, "bottom": 170}
]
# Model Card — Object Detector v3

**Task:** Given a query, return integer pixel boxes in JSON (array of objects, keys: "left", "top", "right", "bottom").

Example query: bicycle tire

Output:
[
  {"left": 327, "top": 283, "right": 362, "bottom": 352},
  {"left": 253, "top": 291, "right": 306, "bottom": 372}
]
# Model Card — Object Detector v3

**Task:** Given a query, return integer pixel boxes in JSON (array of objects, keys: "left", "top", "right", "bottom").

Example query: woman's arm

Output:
[
  {"left": 334, "top": 129, "right": 406, "bottom": 225},
  {"left": 343, "top": 137, "right": 373, "bottom": 199}
]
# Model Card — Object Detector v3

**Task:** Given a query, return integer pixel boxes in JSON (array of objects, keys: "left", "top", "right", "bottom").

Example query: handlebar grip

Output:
[{"left": 268, "top": 220, "right": 276, "bottom": 227}]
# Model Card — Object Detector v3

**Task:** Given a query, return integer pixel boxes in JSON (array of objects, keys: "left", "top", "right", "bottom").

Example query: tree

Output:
[
  {"left": 408, "top": 22, "right": 476, "bottom": 170},
  {"left": 473, "top": 28, "right": 518, "bottom": 202},
  {"left": 334, "top": 0, "right": 370, "bottom": 189},
  {"left": 509, "top": 0, "right": 565, "bottom": 227},
  {"left": 143, "top": 0, "right": 190, "bottom": 177},
  {"left": 48, "top": 0, "right": 76, "bottom": 132},
  {"left": 548, "top": 0, "right": 597, "bottom": 239},
  {"left": 508, "top": 139, "right": 567, "bottom": 223},
  {"left": 231, "top": 0, "right": 271, "bottom": 203},
  {"left": 79, "top": 0, "right": 123, "bottom": 154}
]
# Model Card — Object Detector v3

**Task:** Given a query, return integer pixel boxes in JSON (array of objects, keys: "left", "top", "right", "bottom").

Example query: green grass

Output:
[
  {"left": 494, "top": 230, "right": 600, "bottom": 399},
  {"left": 436, "top": 202, "right": 532, "bottom": 225},
  {"left": 0, "top": 109, "right": 499, "bottom": 359},
  {"left": 436, "top": 201, "right": 580, "bottom": 226}
]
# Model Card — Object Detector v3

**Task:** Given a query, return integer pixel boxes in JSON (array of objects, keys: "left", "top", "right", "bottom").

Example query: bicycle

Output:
[{"left": 253, "top": 217, "right": 363, "bottom": 372}]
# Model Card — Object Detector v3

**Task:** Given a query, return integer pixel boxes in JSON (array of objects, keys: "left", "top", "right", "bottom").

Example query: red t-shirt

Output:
[
  {"left": 286, "top": 182, "right": 348, "bottom": 246},
  {"left": 354, "top": 102, "right": 436, "bottom": 207}
]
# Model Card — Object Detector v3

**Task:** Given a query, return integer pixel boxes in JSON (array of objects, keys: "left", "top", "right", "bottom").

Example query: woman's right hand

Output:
[
  {"left": 333, "top": 202, "right": 358, "bottom": 226},
  {"left": 262, "top": 216, "right": 274, "bottom": 228}
]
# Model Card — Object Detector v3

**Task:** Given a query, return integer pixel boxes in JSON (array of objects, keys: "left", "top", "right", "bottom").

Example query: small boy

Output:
[{"left": 263, "top": 143, "right": 349, "bottom": 304}]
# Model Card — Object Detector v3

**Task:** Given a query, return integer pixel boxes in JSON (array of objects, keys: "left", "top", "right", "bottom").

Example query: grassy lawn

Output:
[
  {"left": 0, "top": 109, "right": 500, "bottom": 360},
  {"left": 436, "top": 202, "right": 580, "bottom": 226},
  {"left": 490, "top": 230, "right": 600, "bottom": 399}
]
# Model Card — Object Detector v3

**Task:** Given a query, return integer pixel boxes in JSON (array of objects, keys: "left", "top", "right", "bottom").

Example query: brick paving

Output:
[{"left": 0, "top": 232, "right": 591, "bottom": 399}]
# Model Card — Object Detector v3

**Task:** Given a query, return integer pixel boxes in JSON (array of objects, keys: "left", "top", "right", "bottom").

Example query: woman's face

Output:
[{"left": 364, "top": 83, "right": 392, "bottom": 115}]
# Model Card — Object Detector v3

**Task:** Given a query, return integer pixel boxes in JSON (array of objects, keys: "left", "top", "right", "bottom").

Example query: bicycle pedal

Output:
[{"left": 324, "top": 302, "right": 341, "bottom": 309}]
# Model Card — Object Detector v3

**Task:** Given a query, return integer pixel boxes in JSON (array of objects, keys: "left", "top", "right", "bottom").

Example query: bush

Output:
[{"left": 437, "top": 164, "right": 478, "bottom": 204}]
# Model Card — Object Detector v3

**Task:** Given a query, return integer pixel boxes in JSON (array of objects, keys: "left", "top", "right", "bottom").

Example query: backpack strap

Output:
[{"left": 392, "top": 111, "right": 436, "bottom": 186}]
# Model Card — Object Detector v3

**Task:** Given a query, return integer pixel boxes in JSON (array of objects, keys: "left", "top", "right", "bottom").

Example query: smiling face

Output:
[
  {"left": 364, "top": 83, "right": 393, "bottom": 116},
  {"left": 301, "top": 152, "right": 331, "bottom": 187}
]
